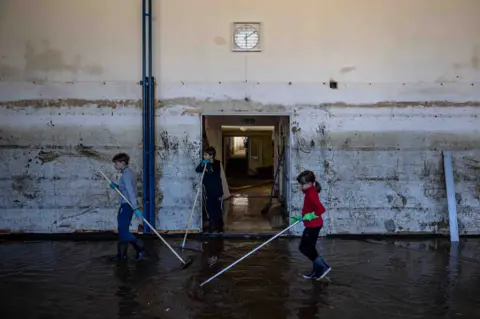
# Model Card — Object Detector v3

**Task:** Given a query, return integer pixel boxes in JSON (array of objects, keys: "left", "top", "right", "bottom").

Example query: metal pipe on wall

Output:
[
  {"left": 141, "top": 0, "right": 156, "bottom": 232},
  {"left": 141, "top": 0, "right": 149, "bottom": 232},
  {"left": 147, "top": 0, "right": 156, "bottom": 229}
]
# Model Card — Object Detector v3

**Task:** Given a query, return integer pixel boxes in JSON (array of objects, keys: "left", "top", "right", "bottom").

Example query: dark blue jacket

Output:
[{"left": 195, "top": 160, "right": 223, "bottom": 198}]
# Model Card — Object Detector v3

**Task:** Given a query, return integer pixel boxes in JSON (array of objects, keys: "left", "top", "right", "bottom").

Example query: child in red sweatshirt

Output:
[{"left": 297, "top": 170, "right": 331, "bottom": 280}]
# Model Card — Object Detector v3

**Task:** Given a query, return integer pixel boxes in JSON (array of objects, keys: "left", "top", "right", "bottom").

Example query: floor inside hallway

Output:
[
  {"left": 206, "top": 154, "right": 288, "bottom": 234},
  {"left": 222, "top": 183, "right": 287, "bottom": 234}
]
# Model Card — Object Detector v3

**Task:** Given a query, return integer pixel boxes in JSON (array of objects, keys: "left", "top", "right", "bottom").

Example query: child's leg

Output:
[
  {"left": 206, "top": 196, "right": 223, "bottom": 232},
  {"left": 112, "top": 205, "right": 129, "bottom": 260},
  {"left": 303, "top": 227, "right": 331, "bottom": 279},
  {"left": 118, "top": 204, "right": 145, "bottom": 259},
  {"left": 299, "top": 227, "right": 321, "bottom": 261},
  {"left": 299, "top": 226, "right": 330, "bottom": 279},
  {"left": 118, "top": 204, "right": 137, "bottom": 243},
  {"left": 205, "top": 196, "right": 214, "bottom": 232}
]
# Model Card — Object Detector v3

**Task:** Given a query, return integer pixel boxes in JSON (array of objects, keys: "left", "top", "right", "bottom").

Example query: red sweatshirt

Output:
[{"left": 301, "top": 185, "right": 326, "bottom": 228}]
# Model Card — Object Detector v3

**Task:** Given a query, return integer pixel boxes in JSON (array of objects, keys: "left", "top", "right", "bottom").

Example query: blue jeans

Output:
[{"left": 117, "top": 203, "right": 137, "bottom": 243}]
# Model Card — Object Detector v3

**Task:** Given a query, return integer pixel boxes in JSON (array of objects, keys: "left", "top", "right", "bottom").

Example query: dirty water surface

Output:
[{"left": 0, "top": 238, "right": 479, "bottom": 319}]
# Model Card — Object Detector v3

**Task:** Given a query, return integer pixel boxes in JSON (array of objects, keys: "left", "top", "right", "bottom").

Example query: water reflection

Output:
[
  {"left": 114, "top": 264, "right": 142, "bottom": 318},
  {"left": 0, "top": 238, "right": 479, "bottom": 318}
]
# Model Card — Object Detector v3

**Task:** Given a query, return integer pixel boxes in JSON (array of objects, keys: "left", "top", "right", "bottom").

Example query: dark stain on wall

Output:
[
  {"left": 400, "top": 194, "right": 407, "bottom": 207},
  {"left": 455, "top": 193, "right": 463, "bottom": 205},
  {"left": 159, "top": 130, "right": 179, "bottom": 151},
  {"left": 384, "top": 219, "right": 396, "bottom": 232},
  {"left": 423, "top": 181, "right": 446, "bottom": 200},
  {"left": 11, "top": 175, "right": 39, "bottom": 200},
  {"left": 320, "top": 101, "right": 480, "bottom": 108},
  {"left": 323, "top": 160, "right": 330, "bottom": 174},
  {"left": 158, "top": 98, "right": 289, "bottom": 113},
  {"left": 313, "top": 132, "right": 480, "bottom": 151},
  {"left": 1, "top": 41, "right": 105, "bottom": 81},
  {"left": 155, "top": 174, "right": 164, "bottom": 208},
  {"left": 182, "top": 136, "right": 201, "bottom": 165},
  {"left": 458, "top": 218, "right": 466, "bottom": 233},
  {"left": 291, "top": 121, "right": 301, "bottom": 133},
  {"left": 421, "top": 159, "right": 433, "bottom": 178},
  {"left": 419, "top": 219, "right": 449, "bottom": 232},
  {"left": 0, "top": 99, "right": 141, "bottom": 109},
  {"left": 386, "top": 195, "right": 394, "bottom": 204},
  {"left": 75, "top": 144, "right": 101, "bottom": 158},
  {"left": 2, "top": 98, "right": 480, "bottom": 113},
  {"left": 37, "top": 150, "right": 61, "bottom": 164},
  {"left": 25, "top": 40, "right": 103, "bottom": 78},
  {"left": 35, "top": 145, "right": 105, "bottom": 164}
]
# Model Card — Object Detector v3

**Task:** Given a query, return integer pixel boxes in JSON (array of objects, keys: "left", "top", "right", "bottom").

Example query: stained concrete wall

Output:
[{"left": 0, "top": 0, "right": 479, "bottom": 235}]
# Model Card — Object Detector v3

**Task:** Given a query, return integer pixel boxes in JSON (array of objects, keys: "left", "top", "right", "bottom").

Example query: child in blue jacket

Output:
[{"left": 109, "top": 153, "right": 146, "bottom": 261}]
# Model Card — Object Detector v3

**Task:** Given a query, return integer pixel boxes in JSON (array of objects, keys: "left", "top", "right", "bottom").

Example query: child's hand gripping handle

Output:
[{"left": 290, "top": 212, "right": 318, "bottom": 224}]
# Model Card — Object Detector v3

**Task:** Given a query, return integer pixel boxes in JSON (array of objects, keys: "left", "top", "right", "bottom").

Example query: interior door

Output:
[{"left": 248, "top": 136, "right": 262, "bottom": 175}]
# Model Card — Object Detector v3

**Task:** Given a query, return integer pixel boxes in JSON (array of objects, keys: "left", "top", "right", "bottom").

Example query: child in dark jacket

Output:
[
  {"left": 195, "top": 147, "right": 224, "bottom": 233},
  {"left": 297, "top": 170, "right": 331, "bottom": 280}
]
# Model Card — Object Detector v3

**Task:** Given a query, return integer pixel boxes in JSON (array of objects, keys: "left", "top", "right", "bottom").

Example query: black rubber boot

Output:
[
  {"left": 111, "top": 242, "right": 128, "bottom": 261},
  {"left": 131, "top": 239, "right": 146, "bottom": 261}
]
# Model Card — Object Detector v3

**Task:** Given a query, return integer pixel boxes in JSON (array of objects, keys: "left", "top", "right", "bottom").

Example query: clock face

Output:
[{"left": 233, "top": 24, "right": 260, "bottom": 50}]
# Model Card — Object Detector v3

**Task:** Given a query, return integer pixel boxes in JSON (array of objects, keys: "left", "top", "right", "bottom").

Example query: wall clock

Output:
[{"left": 232, "top": 22, "right": 262, "bottom": 52}]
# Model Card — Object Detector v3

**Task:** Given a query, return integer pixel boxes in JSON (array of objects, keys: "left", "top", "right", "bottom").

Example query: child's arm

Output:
[
  {"left": 308, "top": 192, "right": 326, "bottom": 215},
  {"left": 123, "top": 170, "right": 139, "bottom": 210},
  {"left": 195, "top": 162, "right": 204, "bottom": 173}
]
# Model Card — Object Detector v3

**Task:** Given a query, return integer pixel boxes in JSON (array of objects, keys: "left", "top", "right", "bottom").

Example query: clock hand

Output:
[{"left": 244, "top": 31, "right": 258, "bottom": 40}]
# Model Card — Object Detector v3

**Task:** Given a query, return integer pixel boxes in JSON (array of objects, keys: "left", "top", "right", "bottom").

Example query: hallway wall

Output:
[
  {"left": 0, "top": 0, "right": 479, "bottom": 235},
  {"left": 223, "top": 131, "right": 274, "bottom": 174}
]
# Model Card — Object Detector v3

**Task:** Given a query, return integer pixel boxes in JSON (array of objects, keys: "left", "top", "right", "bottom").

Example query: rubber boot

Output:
[
  {"left": 111, "top": 242, "right": 128, "bottom": 261},
  {"left": 302, "top": 265, "right": 316, "bottom": 279},
  {"left": 131, "top": 238, "right": 146, "bottom": 261},
  {"left": 312, "top": 256, "right": 331, "bottom": 280}
]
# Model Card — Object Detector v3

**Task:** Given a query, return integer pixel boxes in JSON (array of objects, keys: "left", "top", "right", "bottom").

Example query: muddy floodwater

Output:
[{"left": 1, "top": 237, "right": 479, "bottom": 319}]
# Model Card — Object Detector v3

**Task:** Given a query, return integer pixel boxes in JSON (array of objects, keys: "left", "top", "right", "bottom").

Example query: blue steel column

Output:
[
  {"left": 147, "top": 0, "right": 156, "bottom": 229},
  {"left": 141, "top": 0, "right": 156, "bottom": 232},
  {"left": 141, "top": 0, "right": 150, "bottom": 233}
]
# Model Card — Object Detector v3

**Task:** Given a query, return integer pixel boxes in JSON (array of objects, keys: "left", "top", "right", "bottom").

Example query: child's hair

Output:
[
  {"left": 204, "top": 146, "right": 216, "bottom": 159},
  {"left": 297, "top": 170, "right": 321, "bottom": 193},
  {"left": 112, "top": 153, "right": 130, "bottom": 165}
]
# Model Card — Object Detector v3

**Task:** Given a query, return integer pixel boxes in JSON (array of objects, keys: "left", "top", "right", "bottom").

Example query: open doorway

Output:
[
  {"left": 223, "top": 127, "right": 274, "bottom": 197},
  {"left": 201, "top": 114, "right": 291, "bottom": 234}
]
